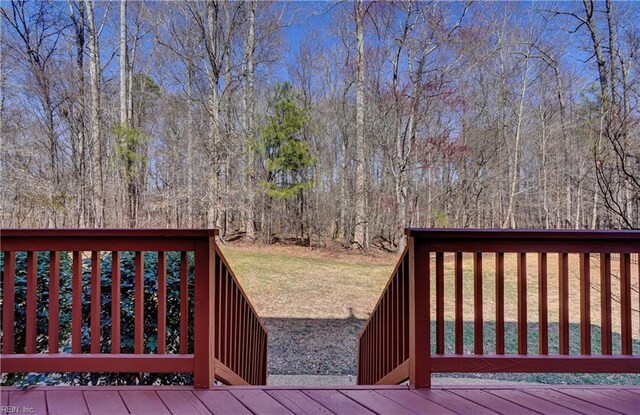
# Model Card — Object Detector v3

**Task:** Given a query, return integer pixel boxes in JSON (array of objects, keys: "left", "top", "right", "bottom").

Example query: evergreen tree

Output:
[{"left": 257, "top": 83, "right": 317, "bottom": 200}]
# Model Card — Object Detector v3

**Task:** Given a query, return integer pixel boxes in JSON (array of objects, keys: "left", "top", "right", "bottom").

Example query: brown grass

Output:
[{"left": 219, "top": 243, "right": 398, "bottom": 319}]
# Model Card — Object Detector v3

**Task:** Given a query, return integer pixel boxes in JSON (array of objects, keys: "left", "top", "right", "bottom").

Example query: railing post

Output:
[
  {"left": 193, "top": 232, "right": 216, "bottom": 389},
  {"left": 408, "top": 235, "right": 431, "bottom": 388}
]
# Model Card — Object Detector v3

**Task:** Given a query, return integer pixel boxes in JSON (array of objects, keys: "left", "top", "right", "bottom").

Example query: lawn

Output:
[{"left": 220, "top": 244, "right": 640, "bottom": 384}]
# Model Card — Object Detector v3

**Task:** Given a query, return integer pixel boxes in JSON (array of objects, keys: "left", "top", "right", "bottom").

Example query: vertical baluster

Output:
[
  {"left": 392, "top": 275, "right": 397, "bottom": 368},
  {"left": 378, "top": 298, "right": 382, "bottom": 379},
  {"left": 378, "top": 310, "right": 382, "bottom": 382},
  {"left": 237, "top": 296, "right": 243, "bottom": 378},
  {"left": 180, "top": 251, "right": 189, "bottom": 354},
  {"left": 111, "top": 251, "right": 121, "bottom": 354},
  {"left": 378, "top": 298, "right": 383, "bottom": 380},
  {"left": 436, "top": 252, "right": 445, "bottom": 355},
  {"left": 517, "top": 252, "right": 527, "bottom": 355},
  {"left": 385, "top": 289, "right": 390, "bottom": 375},
  {"left": 495, "top": 252, "right": 505, "bottom": 355},
  {"left": 600, "top": 253, "right": 612, "bottom": 355},
  {"left": 404, "top": 253, "right": 410, "bottom": 361},
  {"left": 216, "top": 253, "right": 222, "bottom": 360},
  {"left": 455, "top": 252, "right": 464, "bottom": 354},
  {"left": 620, "top": 253, "right": 632, "bottom": 355},
  {"left": 538, "top": 253, "right": 548, "bottom": 355},
  {"left": 157, "top": 251, "right": 166, "bottom": 354},
  {"left": 48, "top": 251, "right": 60, "bottom": 353},
  {"left": 263, "top": 331, "right": 268, "bottom": 385},
  {"left": 233, "top": 285, "right": 239, "bottom": 373},
  {"left": 385, "top": 284, "right": 393, "bottom": 373},
  {"left": 238, "top": 289, "right": 242, "bottom": 376},
  {"left": 364, "top": 329, "right": 368, "bottom": 384},
  {"left": 72, "top": 251, "right": 82, "bottom": 353},
  {"left": 26, "top": 251, "right": 37, "bottom": 354},
  {"left": 2, "top": 251, "right": 15, "bottom": 354},
  {"left": 225, "top": 269, "right": 232, "bottom": 365},
  {"left": 474, "top": 252, "right": 483, "bottom": 355},
  {"left": 579, "top": 253, "right": 591, "bottom": 355},
  {"left": 368, "top": 330, "right": 371, "bottom": 383},
  {"left": 559, "top": 252, "right": 569, "bottom": 355},
  {"left": 249, "top": 315, "right": 256, "bottom": 384},
  {"left": 374, "top": 311, "right": 378, "bottom": 382},
  {"left": 134, "top": 251, "right": 144, "bottom": 354},
  {"left": 400, "top": 258, "right": 405, "bottom": 362},
  {"left": 241, "top": 302, "right": 247, "bottom": 380},
  {"left": 369, "top": 329, "right": 373, "bottom": 383},
  {"left": 91, "top": 251, "right": 101, "bottom": 353}
]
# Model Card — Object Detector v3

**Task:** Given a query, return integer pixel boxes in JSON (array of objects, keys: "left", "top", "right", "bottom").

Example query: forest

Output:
[{"left": 1, "top": 0, "right": 639, "bottom": 251}]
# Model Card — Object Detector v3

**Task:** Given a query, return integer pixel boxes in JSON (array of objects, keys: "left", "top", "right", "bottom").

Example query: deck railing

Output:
[
  {"left": 357, "top": 229, "right": 640, "bottom": 387},
  {"left": 0, "top": 229, "right": 267, "bottom": 388}
]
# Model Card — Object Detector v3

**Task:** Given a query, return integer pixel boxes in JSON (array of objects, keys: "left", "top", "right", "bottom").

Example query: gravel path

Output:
[{"left": 264, "top": 317, "right": 365, "bottom": 376}]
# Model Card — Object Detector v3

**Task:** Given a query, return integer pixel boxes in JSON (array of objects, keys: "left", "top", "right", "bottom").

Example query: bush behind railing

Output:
[{"left": 1, "top": 251, "right": 195, "bottom": 387}]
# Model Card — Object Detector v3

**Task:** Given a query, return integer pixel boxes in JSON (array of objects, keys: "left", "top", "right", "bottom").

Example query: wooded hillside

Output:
[{"left": 1, "top": 1, "right": 638, "bottom": 250}]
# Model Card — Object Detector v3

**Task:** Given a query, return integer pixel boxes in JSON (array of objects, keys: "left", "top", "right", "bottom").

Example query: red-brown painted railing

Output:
[
  {"left": 357, "top": 229, "right": 640, "bottom": 387},
  {"left": 0, "top": 229, "right": 267, "bottom": 388}
]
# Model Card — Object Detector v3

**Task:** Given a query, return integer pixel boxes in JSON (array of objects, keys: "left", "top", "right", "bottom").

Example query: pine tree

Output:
[{"left": 257, "top": 83, "right": 317, "bottom": 200}]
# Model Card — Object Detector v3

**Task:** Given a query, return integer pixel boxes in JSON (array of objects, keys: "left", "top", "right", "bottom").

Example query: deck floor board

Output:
[
  {"left": 485, "top": 389, "right": 581, "bottom": 415},
  {"left": 450, "top": 389, "right": 541, "bottom": 415},
  {"left": 9, "top": 390, "right": 47, "bottom": 415},
  {"left": 2, "top": 385, "right": 638, "bottom": 415},
  {"left": 156, "top": 390, "right": 211, "bottom": 415},
  {"left": 229, "top": 389, "right": 295, "bottom": 415},
  {"left": 376, "top": 389, "right": 457, "bottom": 415},
  {"left": 194, "top": 390, "right": 254, "bottom": 415},
  {"left": 521, "top": 389, "right": 622, "bottom": 415},
  {"left": 412, "top": 389, "right": 500, "bottom": 414},
  {"left": 340, "top": 390, "right": 416, "bottom": 414},
  {"left": 558, "top": 389, "right": 640, "bottom": 414},
  {"left": 45, "top": 390, "right": 89, "bottom": 415},
  {"left": 83, "top": 391, "right": 128, "bottom": 415},
  {"left": 119, "top": 390, "right": 171, "bottom": 415},
  {"left": 266, "top": 390, "right": 333, "bottom": 415},
  {"left": 302, "top": 390, "right": 376, "bottom": 415}
]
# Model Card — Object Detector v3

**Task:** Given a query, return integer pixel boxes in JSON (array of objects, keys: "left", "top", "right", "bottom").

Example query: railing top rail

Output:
[
  {"left": 406, "top": 228, "right": 639, "bottom": 240},
  {"left": 1, "top": 228, "right": 219, "bottom": 238}
]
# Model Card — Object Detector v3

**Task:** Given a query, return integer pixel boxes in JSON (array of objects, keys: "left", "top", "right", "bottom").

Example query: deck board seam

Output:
[
  {"left": 265, "top": 389, "right": 337, "bottom": 415},
  {"left": 370, "top": 390, "right": 423, "bottom": 415},
  {"left": 519, "top": 389, "right": 598, "bottom": 415},
  {"left": 441, "top": 389, "right": 503, "bottom": 415},
  {"left": 482, "top": 389, "right": 564, "bottom": 415},
  {"left": 336, "top": 389, "right": 386, "bottom": 415},
  {"left": 213, "top": 390, "right": 259, "bottom": 415},
  {"left": 301, "top": 390, "right": 368, "bottom": 415},
  {"left": 116, "top": 391, "right": 132, "bottom": 415},
  {"left": 452, "top": 389, "right": 545, "bottom": 415},
  {"left": 554, "top": 389, "right": 627, "bottom": 415}
]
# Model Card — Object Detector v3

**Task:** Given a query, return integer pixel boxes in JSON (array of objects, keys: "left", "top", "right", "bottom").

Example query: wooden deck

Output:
[{"left": 1, "top": 385, "right": 639, "bottom": 414}]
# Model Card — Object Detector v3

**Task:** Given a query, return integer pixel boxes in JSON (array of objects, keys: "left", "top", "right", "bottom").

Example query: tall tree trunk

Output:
[
  {"left": 70, "top": 0, "right": 90, "bottom": 226},
  {"left": 186, "top": 59, "right": 195, "bottom": 228},
  {"left": 502, "top": 52, "right": 530, "bottom": 228},
  {"left": 242, "top": 0, "right": 256, "bottom": 240},
  {"left": 84, "top": 0, "right": 103, "bottom": 226},
  {"left": 205, "top": 0, "right": 221, "bottom": 229},
  {"left": 119, "top": 0, "right": 128, "bottom": 127},
  {"left": 353, "top": 0, "right": 368, "bottom": 249}
]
